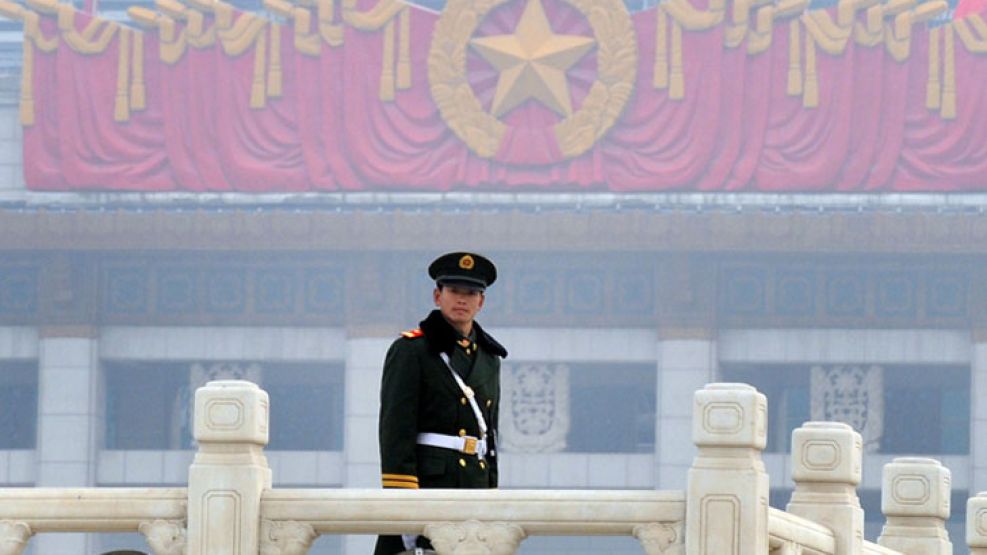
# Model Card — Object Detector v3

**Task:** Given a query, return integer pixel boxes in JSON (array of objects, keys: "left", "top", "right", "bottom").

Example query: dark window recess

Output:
[
  {"left": 568, "top": 363, "right": 655, "bottom": 453},
  {"left": 105, "top": 361, "right": 344, "bottom": 451},
  {"left": 721, "top": 364, "right": 970, "bottom": 456},
  {"left": 0, "top": 361, "right": 38, "bottom": 449}
]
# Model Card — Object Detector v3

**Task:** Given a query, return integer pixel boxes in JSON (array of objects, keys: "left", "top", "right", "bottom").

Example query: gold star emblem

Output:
[{"left": 470, "top": 0, "right": 596, "bottom": 118}]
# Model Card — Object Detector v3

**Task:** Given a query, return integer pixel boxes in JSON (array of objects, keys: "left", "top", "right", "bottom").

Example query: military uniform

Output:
[{"left": 374, "top": 253, "right": 506, "bottom": 555}]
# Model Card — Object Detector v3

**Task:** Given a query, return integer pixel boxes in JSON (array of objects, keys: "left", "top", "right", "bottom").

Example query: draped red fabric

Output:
[{"left": 20, "top": 0, "right": 987, "bottom": 192}]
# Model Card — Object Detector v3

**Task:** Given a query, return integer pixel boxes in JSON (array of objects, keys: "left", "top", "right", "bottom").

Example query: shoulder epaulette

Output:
[{"left": 401, "top": 328, "right": 424, "bottom": 339}]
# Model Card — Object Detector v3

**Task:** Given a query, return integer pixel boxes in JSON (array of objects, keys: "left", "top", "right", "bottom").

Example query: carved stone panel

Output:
[
  {"left": 424, "top": 521, "right": 526, "bottom": 555},
  {"left": 139, "top": 519, "right": 187, "bottom": 555},
  {"left": 0, "top": 521, "right": 32, "bottom": 555},
  {"left": 500, "top": 364, "right": 569, "bottom": 453},
  {"left": 810, "top": 365, "right": 883, "bottom": 453}
]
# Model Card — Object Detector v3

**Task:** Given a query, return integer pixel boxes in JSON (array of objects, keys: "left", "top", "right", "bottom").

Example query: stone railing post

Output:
[
  {"left": 686, "top": 383, "right": 769, "bottom": 555},
  {"left": 877, "top": 457, "right": 951, "bottom": 554},
  {"left": 786, "top": 422, "right": 864, "bottom": 555},
  {"left": 967, "top": 492, "right": 987, "bottom": 553},
  {"left": 186, "top": 380, "right": 271, "bottom": 555}
]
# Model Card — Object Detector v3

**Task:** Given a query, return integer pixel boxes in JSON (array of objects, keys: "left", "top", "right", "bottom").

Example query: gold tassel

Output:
[
  {"left": 927, "top": 26, "right": 940, "bottom": 110},
  {"left": 114, "top": 28, "right": 131, "bottom": 122},
  {"left": 788, "top": 18, "right": 802, "bottom": 95},
  {"left": 130, "top": 30, "right": 146, "bottom": 110},
  {"left": 803, "top": 30, "right": 818, "bottom": 107},
  {"left": 267, "top": 22, "right": 282, "bottom": 97},
  {"left": 670, "top": 19, "right": 684, "bottom": 99},
  {"left": 20, "top": 24, "right": 35, "bottom": 126},
  {"left": 251, "top": 27, "right": 267, "bottom": 108},
  {"left": 379, "top": 17, "right": 395, "bottom": 101},
  {"left": 397, "top": 6, "right": 410, "bottom": 89},
  {"left": 654, "top": 6, "right": 668, "bottom": 89},
  {"left": 942, "top": 23, "right": 956, "bottom": 119}
]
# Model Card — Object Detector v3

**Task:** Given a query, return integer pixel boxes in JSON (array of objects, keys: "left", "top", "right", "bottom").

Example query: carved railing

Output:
[{"left": 0, "top": 379, "right": 970, "bottom": 554}]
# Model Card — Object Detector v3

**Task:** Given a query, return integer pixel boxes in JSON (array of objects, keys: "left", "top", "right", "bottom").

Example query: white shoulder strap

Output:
[{"left": 439, "top": 352, "right": 488, "bottom": 436}]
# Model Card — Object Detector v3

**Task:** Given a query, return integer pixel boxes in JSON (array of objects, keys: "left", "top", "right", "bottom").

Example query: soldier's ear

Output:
[
  {"left": 477, "top": 293, "right": 485, "bottom": 310},
  {"left": 433, "top": 287, "right": 441, "bottom": 306}
]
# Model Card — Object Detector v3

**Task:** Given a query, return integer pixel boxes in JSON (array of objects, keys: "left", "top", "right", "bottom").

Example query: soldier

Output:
[{"left": 374, "top": 252, "right": 507, "bottom": 555}]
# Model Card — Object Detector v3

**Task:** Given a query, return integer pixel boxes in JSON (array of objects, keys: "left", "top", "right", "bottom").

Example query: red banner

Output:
[{"left": 16, "top": 0, "right": 987, "bottom": 192}]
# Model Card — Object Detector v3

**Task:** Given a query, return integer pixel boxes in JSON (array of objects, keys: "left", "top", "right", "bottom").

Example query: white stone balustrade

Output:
[
  {"left": 0, "top": 379, "right": 973, "bottom": 555},
  {"left": 787, "top": 422, "right": 866, "bottom": 555},
  {"left": 878, "top": 457, "right": 952, "bottom": 554},
  {"left": 686, "top": 382, "right": 770, "bottom": 554},
  {"left": 967, "top": 492, "right": 987, "bottom": 554}
]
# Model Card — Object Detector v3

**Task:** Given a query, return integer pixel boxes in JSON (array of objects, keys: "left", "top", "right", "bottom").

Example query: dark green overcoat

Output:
[{"left": 374, "top": 309, "right": 507, "bottom": 555}]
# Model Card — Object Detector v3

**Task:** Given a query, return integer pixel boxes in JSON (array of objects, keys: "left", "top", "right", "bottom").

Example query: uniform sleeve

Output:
[{"left": 378, "top": 339, "right": 421, "bottom": 489}]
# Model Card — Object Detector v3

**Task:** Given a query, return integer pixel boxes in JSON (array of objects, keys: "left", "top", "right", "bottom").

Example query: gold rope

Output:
[
  {"left": 788, "top": 19, "right": 802, "bottom": 95},
  {"left": 251, "top": 26, "right": 267, "bottom": 108},
  {"left": 293, "top": 7, "right": 321, "bottom": 55},
  {"left": 21, "top": 18, "right": 36, "bottom": 125},
  {"left": 379, "top": 16, "right": 395, "bottom": 101},
  {"left": 268, "top": 22, "right": 282, "bottom": 97},
  {"left": 218, "top": 12, "right": 267, "bottom": 56},
  {"left": 662, "top": 0, "right": 725, "bottom": 30},
  {"left": 927, "top": 26, "right": 941, "bottom": 109},
  {"left": 802, "top": 10, "right": 853, "bottom": 54},
  {"left": 343, "top": 0, "right": 403, "bottom": 30},
  {"left": 397, "top": 5, "right": 410, "bottom": 90},
  {"left": 804, "top": 28, "right": 818, "bottom": 107},
  {"left": 114, "top": 27, "right": 131, "bottom": 122},
  {"left": 131, "top": 29, "right": 146, "bottom": 110},
  {"left": 19, "top": 13, "right": 59, "bottom": 126},
  {"left": 57, "top": 4, "right": 119, "bottom": 54},
  {"left": 942, "top": 23, "right": 955, "bottom": 118},
  {"left": 670, "top": 19, "right": 684, "bottom": 99},
  {"left": 654, "top": 6, "right": 669, "bottom": 88},
  {"left": 319, "top": 0, "right": 343, "bottom": 46},
  {"left": 953, "top": 15, "right": 987, "bottom": 51}
]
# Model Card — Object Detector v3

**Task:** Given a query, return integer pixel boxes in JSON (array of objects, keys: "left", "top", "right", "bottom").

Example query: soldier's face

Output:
[{"left": 434, "top": 285, "right": 485, "bottom": 331}]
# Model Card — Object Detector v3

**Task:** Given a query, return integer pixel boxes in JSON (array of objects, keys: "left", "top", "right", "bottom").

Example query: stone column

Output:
[
  {"left": 972, "top": 334, "right": 987, "bottom": 495},
  {"left": 34, "top": 328, "right": 100, "bottom": 555},
  {"left": 878, "top": 457, "right": 951, "bottom": 554},
  {"left": 967, "top": 492, "right": 987, "bottom": 554},
  {"left": 186, "top": 380, "right": 271, "bottom": 555},
  {"left": 657, "top": 329, "right": 716, "bottom": 490},
  {"left": 686, "top": 383, "right": 769, "bottom": 555},
  {"left": 787, "top": 422, "right": 864, "bottom": 555},
  {"left": 341, "top": 333, "right": 392, "bottom": 555}
]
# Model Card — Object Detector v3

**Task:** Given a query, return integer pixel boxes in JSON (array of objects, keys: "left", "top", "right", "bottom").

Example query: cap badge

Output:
[{"left": 459, "top": 255, "right": 475, "bottom": 270}]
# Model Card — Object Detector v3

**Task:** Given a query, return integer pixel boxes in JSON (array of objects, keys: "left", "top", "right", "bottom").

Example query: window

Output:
[
  {"left": 105, "top": 361, "right": 344, "bottom": 451},
  {"left": 721, "top": 364, "right": 970, "bottom": 455},
  {"left": 568, "top": 363, "right": 655, "bottom": 453},
  {"left": 0, "top": 361, "right": 37, "bottom": 449}
]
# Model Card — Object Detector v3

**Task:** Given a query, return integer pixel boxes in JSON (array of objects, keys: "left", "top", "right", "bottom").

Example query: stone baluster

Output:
[
  {"left": 877, "top": 457, "right": 951, "bottom": 554},
  {"left": 186, "top": 380, "right": 272, "bottom": 555},
  {"left": 686, "top": 383, "right": 769, "bottom": 555},
  {"left": 786, "top": 422, "right": 864, "bottom": 555},
  {"left": 967, "top": 492, "right": 987, "bottom": 554},
  {"left": 0, "top": 521, "right": 31, "bottom": 555}
]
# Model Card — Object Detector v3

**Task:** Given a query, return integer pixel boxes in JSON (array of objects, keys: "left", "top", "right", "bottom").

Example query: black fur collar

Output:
[{"left": 419, "top": 310, "right": 508, "bottom": 358}]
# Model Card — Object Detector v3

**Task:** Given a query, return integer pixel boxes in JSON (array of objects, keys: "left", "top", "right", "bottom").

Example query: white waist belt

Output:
[{"left": 417, "top": 432, "right": 488, "bottom": 458}]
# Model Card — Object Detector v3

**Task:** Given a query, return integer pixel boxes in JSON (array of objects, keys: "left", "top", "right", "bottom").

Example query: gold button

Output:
[
  {"left": 479, "top": 461, "right": 486, "bottom": 469},
  {"left": 458, "top": 429, "right": 466, "bottom": 437},
  {"left": 486, "top": 399, "right": 492, "bottom": 408},
  {"left": 459, "top": 458, "right": 466, "bottom": 467},
  {"left": 461, "top": 397, "right": 468, "bottom": 405}
]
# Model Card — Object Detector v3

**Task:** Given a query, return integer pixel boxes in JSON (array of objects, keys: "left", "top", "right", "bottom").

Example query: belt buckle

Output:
[{"left": 463, "top": 436, "right": 478, "bottom": 455}]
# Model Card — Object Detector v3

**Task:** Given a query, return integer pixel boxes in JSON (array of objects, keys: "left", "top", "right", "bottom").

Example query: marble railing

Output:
[{"left": 0, "top": 379, "right": 983, "bottom": 555}]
